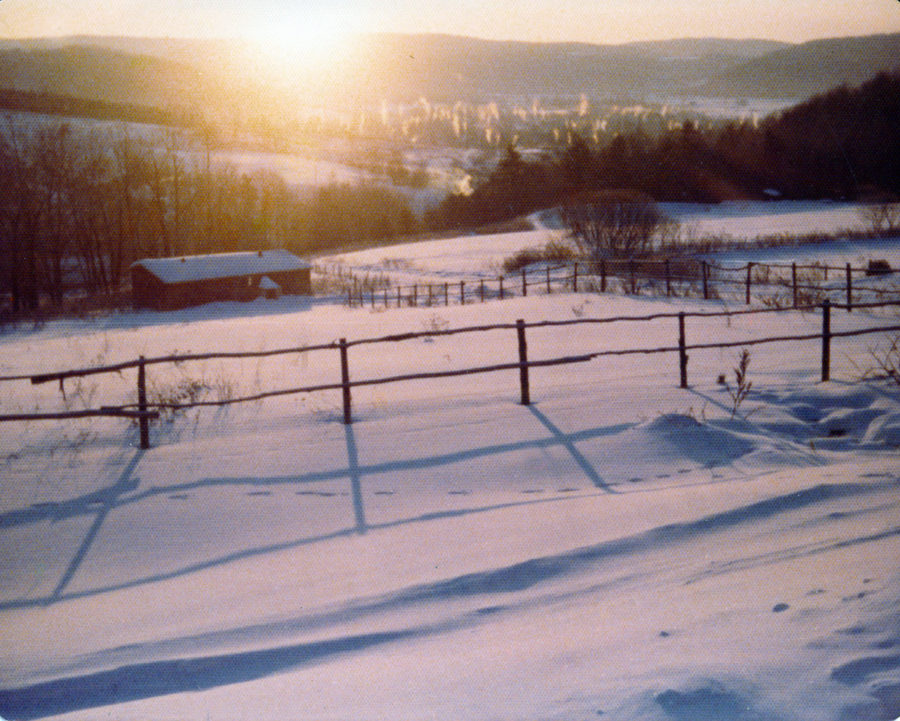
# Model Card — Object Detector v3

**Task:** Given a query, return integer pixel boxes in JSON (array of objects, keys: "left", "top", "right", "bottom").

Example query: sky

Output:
[{"left": 1, "top": 0, "right": 899, "bottom": 45}]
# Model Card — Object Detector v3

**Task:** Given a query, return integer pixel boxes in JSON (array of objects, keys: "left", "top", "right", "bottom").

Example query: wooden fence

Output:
[
  {"left": 3, "top": 299, "right": 899, "bottom": 449},
  {"left": 320, "top": 257, "right": 898, "bottom": 310}
]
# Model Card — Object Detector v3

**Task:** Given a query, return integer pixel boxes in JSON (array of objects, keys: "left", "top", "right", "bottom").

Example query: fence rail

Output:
[
  {"left": 320, "top": 255, "right": 899, "bottom": 311},
  {"left": 2, "top": 300, "right": 899, "bottom": 449}
]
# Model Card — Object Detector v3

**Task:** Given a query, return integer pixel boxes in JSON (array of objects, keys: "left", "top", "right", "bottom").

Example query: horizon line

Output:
[{"left": 3, "top": 29, "right": 899, "bottom": 47}]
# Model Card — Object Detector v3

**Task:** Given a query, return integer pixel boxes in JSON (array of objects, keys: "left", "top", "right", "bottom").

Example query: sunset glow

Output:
[{"left": 245, "top": 8, "right": 361, "bottom": 73}]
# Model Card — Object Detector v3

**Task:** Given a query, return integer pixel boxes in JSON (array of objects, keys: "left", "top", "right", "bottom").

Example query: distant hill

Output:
[
  {"left": 622, "top": 37, "right": 788, "bottom": 60},
  {"left": 702, "top": 34, "right": 900, "bottom": 97},
  {"left": 0, "top": 43, "right": 207, "bottom": 109},
  {"left": 335, "top": 34, "right": 790, "bottom": 101},
  {"left": 0, "top": 33, "right": 897, "bottom": 118}
]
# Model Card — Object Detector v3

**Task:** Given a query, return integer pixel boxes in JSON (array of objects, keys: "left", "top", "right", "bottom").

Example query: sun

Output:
[{"left": 246, "top": 9, "right": 358, "bottom": 75}]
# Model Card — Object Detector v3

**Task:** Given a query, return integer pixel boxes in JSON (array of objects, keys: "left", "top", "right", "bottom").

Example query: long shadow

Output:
[
  {"left": 1, "top": 417, "right": 633, "bottom": 610},
  {"left": 0, "top": 452, "right": 142, "bottom": 530},
  {"left": 1, "top": 424, "right": 628, "bottom": 528},
  {"left": 527, "top": 406, "right": 618, "bottom": 493},
  {"left": 121, "top": 420, "right": 634, "bottom": 507},
  {"left": 3, "top": 479, "right": 893, "bottom": 719},
  {"left": 0, "top": 492, "right": 593, "bottom": 611},
  {"left": 50, "top": 451, "right": 144, "bottom": 602},
  {"left": 0, "top": 624, "right": 433, "bottom": 720},
  {"left": 345, "top": 424, "right": 367, "bottom": 533}
]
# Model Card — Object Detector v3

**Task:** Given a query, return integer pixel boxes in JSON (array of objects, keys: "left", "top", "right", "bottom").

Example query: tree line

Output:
[
  {"left": 0, "top": 122, "right": 416, "bottom": 314},
  {"left": 2, "top": 72, "right": 896, "bottom": 315},
  {"left": 427, "top": 73, "right": 900, "bottom": 231}
]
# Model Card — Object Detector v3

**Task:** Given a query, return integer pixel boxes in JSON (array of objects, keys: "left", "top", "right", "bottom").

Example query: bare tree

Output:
[
  {"left": 30, "top": 123, "right": 87, "bottom": 306},
  {"left": 560, "top": 189, "right": 676, "bottom": 259},
  {"left": 859, "top": 201, "right": 900, "bottom": 236}
]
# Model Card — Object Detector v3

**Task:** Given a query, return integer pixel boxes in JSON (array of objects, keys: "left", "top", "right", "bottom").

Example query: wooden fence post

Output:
[
  {"left": 678, "top": 313, "right": 688, "bottom": 388},
  {"left": 522, "top": 269, "right": 527, "bottom": 297},
  {"left": 444, "top": 282, "right": 449, "bottom": 306},
  {"left": 821, "top": 299, "right": 831, "bottom": 382},
  {"left": 792, "top": 262, "right": 798, "bottom": 308},
  {"left": 460, "top": 281, "right": 465, "bottom": 305},
  {"left": 746, "top": 262, "right": 753, "bottom": 305},
  {"left": 516, "top": 319, "right": 530, "bottom": 405},
  {"left": 546, "top": 267, "right": 551, "bottom": 294},
  {"left": 846, "top": 263, "right": 853, "bottom": 312},
  {"left": 629, "top": 259, "right": 636, "bottom": 294},
  {"left": 480, "top": 279, "right": 485, "bottom": 303},
  {"left": 499, "top": 276, "right": 505, "bottom": 300},
  {"left": 665, "top": 259, "right": 671, "bottom": 297},
  {"left": 600, "top": 259, "right": 606, "bottom": 292},
  {"left": 573, "top": 262, "right": 579, "bottom": 292},
  {"left": 339, "top": 338, "right": 352, "bottom": 425},
  {"left": 137, "top": 356, "right": 150, "bottom": 449},
  {"left": 702, "top": 261, "right": 709, "bottom": 300}
]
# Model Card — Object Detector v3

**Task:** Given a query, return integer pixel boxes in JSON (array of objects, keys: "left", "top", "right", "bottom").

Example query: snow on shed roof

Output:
[{"left": 131, "top": 250, "right": 309, "bottom": 285}]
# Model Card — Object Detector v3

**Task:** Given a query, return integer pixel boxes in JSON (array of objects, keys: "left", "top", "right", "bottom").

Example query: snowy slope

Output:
[
  {"left": 1, "top": 216, "right": 900, "bottom": 720},
  {"left": 321, "top": 202, "right": 900, "bottom": 290}
]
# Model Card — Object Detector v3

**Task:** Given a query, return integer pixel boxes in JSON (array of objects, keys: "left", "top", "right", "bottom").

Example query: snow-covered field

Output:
[
  {"left": 320, "top": 202, "right": 900, "bottom": 289},
  {"left": 1, "top": 208, "right": 900, "bottom": 721}
]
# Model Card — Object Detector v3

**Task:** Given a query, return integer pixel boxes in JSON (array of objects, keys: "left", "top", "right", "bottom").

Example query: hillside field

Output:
[{"left": 1, "top": 207, "right": 899, "bottom": 721}]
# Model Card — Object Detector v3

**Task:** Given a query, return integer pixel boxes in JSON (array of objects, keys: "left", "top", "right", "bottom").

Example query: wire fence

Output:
[{"left": 315, "top": 256, "right": 899, "bottom": 310}]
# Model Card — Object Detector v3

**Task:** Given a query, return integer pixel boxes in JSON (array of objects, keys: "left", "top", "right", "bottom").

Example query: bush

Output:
[
  {"left": 859, "top": 202, "right": 900, "bottom": 236},
  {"left": 501, "top": 241, "right": 577, "bottom": 273},
  {"left": 560, "top": 189, "right": 677, "bottom": 259}
]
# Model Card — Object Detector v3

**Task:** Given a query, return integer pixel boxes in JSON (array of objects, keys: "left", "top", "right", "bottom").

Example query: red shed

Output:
[{"left": 131, "top": 250, "right": 311, "bottom": 310}]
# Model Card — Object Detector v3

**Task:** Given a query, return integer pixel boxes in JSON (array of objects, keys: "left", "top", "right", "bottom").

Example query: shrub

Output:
[
  {"left": 859, "top": 201, "right": 900, "bottom": 236},
  {"left": 560, "top": 189, "right": 678, "bottom": 259},
  {"left": 501, "top": 241, "right": 577, "bottom": 273},
  {"left": 725, "top": 349, "right": 752, "bottom": 418}
]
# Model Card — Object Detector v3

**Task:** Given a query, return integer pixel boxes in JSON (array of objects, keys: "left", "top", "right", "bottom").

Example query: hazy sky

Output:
[{"left": 1, "top": 0, "right": 898, "bottom": 45}]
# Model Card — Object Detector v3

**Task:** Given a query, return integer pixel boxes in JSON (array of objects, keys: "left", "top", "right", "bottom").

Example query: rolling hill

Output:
[{"left": 1, "top": 32, "right": 897, "bottom": 115}]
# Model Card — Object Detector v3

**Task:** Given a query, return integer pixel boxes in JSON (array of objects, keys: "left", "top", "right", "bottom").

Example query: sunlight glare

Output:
[{"left": 247, "top": 8, "right": 359, "bottom": 75}]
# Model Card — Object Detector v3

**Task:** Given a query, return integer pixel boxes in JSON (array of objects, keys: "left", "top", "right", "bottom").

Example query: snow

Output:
[
  {"left": 1, "top": 204, "right": 900, "bottom": 721},
  {"left": 321, "top": 202, "right": 900, "bottom": 291},
  {"left": 132, "top": 250, "right": 309, "bottom": 285},
  {"left": 661, "top": 200, "right": 872, "bottom": 240}
]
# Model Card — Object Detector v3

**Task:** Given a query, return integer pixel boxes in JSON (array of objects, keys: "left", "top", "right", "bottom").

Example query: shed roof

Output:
[{"left": 131, "top": 250, "right": 309, "bottom": 285}]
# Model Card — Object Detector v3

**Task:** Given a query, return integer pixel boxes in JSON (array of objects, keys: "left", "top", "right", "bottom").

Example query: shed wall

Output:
[{"left": 131, "top": 266, "right": 311, "bottom": 310}]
